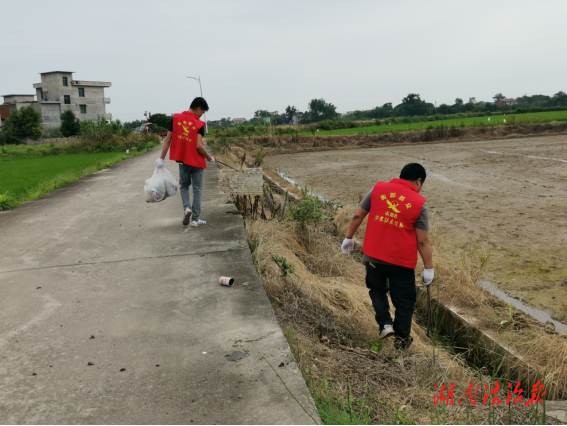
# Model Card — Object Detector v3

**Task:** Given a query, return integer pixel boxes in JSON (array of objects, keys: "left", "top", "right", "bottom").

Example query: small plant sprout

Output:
[
  {"left": 370, "top": 340, "right": 382, "bottom": 352},
  {"left": 271, "top": 255, "right": 295, "bottom": 278}
]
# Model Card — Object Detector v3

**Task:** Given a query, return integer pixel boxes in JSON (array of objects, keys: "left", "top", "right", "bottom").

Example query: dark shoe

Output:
[{"left": 394, "top": 336, "right": 413, "bottom": 351}]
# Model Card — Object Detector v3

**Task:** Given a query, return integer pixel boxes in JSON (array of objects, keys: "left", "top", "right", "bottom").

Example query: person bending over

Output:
[
  {"left": 155, "top": 97, "right": 215, "bottom": 227},
  {"left": 341, "top": 163, "right": 434, "bottom": 351}
]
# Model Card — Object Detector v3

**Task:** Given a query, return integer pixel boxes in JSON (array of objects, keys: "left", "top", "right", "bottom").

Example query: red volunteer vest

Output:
[
  {"left": 362, "top": 179, "right": 426, "bottom": 269},
  {"left": 169, "top": 111, "right": 207, "bottom": 168}
]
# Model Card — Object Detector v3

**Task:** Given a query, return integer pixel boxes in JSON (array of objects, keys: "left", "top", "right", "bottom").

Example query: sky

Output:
[{"left": 2, "top": 0, "right": 566, "bottom": 122}]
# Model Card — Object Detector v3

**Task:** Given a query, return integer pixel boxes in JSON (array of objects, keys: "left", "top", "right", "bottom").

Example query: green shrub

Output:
[
  {"left": 254, "top": 151, "right": 264, "bottom": 166},
  {"left": 0, "top": 132, "right": 20, "bottom": 145},
  {"left": 0, "top": 192, "right": 15, "bottom": 211},
  {"left": 60, "top": 110, "right": 81, "bottom": 137},
  {"left": 3, "top": 106, "right": 43, "bottom": 140},
  {"left": 148, "top": 123, "right": 167, "bottom": 133},
  {"left": 286, "top": 193, "right": 342, "bottom": 226},
  {"left": 316, "top": 120, "right": 357, "bottom": 131},
  {"left": 43, "top": 127, "right": 62, "bottom": 138},
  {"left": 208, "top": 136, "right": 231, "bottom": 154},
  {"left": 271, "top": 255, "right": 295, "bottom": 278}
]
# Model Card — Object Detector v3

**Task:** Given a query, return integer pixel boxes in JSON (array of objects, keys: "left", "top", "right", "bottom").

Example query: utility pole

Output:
[{"left": 185, "top": 75, "right": 208, "bottom": 134}]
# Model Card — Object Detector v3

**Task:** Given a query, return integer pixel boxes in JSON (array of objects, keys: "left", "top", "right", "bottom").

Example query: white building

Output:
[{"left": 2, "top": 71, "right": 112, "bottom": 128}]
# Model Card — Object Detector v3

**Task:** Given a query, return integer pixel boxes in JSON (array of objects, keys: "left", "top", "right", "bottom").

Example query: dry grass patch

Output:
[
  {"left": 334, "top": 204, "right": 567, "bottom": 399},
  {"left": 245, "top": 214, "right": 555, "bottom": 423}
]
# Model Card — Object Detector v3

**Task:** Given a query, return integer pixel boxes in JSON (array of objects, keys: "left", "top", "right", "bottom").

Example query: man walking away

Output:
[
  {"left": 341, "top": 163, "right": 434, "bottom": 351},
  {"left": 155, "top": 97, "right": 215, "bottom": 227}
]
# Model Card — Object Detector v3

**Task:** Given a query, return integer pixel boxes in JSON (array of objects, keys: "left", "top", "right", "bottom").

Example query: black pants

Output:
[{"left": 365, "top": 262, "right": 416, "bottom": 340}]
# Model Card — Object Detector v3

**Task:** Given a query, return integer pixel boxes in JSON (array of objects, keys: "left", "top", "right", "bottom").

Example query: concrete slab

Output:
[
  {"left": 546, "top": 400, "right": 567, "bottom": 423},
  {"left": 0, "top": 148, "right": 318, "bottom": 424}
]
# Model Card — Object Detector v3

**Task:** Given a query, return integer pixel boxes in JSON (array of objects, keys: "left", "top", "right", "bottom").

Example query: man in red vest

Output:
[
  {"left": 341, "top": 163, "right": 434, "bottom": 351},
  {"left": 155, "top": 97, "right": 215, "bottom": 227}
]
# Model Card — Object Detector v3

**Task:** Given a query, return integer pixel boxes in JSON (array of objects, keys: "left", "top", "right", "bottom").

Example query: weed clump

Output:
[{"left": 0, "top": 192, "right": 15, "bottom": 211}]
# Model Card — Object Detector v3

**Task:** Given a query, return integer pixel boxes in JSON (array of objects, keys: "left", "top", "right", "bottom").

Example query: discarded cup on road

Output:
[{"left": 219, "top": 277, "right": 235, "bottom": 287}]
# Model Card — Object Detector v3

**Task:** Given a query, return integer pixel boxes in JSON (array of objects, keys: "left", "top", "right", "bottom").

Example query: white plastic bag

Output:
[
  {"left": 163, "top": 167, "right": 179, "bottom": 197},
  {"left": 144, "top": 166, "right": 180, "bottom": 203},
  {"left": 144, "top": 168, "right": 167, "bottom": 203}
]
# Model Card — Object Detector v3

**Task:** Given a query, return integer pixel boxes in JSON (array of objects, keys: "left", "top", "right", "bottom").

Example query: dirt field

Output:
[{"left": 264, "top": 134, "right": 567, "bottom": 323}]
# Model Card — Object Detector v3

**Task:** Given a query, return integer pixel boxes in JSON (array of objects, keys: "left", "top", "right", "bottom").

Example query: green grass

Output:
[
  {"left": 298, "top": 110, "right": 567, "bottom": 136},
  {"left": 0, "top": 150, "right": 149, "bottom": 210},
  {"left": 314, "top": 378, "right": 373, "bottom": 425},
  {"left": 0, "top": 138, "right": 157, "bottom": 158},
  {"left": 0, "top": 144, "right": 65, "bottom": 157}
]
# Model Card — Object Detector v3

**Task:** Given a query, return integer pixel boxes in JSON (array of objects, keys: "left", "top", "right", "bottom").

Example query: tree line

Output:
[
  {"left": 205, "top": 91, "right": 567, "bottom": 128},
  {"left": 0, "top": 106, "right": 129, "bottom": 145},
  {"left": 118, "top": 91, "right": 567, "bottom": 131}
]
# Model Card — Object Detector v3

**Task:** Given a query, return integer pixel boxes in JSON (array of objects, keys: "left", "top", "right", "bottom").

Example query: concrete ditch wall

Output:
[
  {"left": 260, "top": 165, "right": 566, "bottom": 400},
  {"left": 415, "top": 286, "right": 565, "bottom": 400}
]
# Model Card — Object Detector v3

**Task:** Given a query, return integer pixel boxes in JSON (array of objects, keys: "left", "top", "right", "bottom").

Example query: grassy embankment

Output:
[
  {"left": 0, "top": 135, "right": 159, "bottom": 211},
  {"left": 243, "top": 196, "right": 555, "bottom": 424},
  {"left": 211, "top": 142, "right": 563, "bottom": 425},
  {"left": 298, "top": 111, "right": 567, "bottom": 136}
]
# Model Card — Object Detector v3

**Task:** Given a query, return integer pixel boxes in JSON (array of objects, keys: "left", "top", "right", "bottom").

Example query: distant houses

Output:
[
  {"left": 207, "top": 118, "right": 247, "bottom": 128},
  {"left": 2, "top": 71, "right": 111, "bottom": 128},
  {"left": 0, "top": 94, "right": 35, "bottom": 126},
  {"left": 344, "top": 110, "right": 372, "bottom": 116},
  {"left": 495, "top": 98, "right": 516, "bottom": 106}
]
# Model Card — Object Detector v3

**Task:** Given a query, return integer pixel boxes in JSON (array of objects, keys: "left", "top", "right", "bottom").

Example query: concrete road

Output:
[{"left": 0, "top": 148, "right": 317, "bottom": 424}]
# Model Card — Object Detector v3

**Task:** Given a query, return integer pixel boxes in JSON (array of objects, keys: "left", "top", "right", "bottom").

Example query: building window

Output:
[
  {"left": 64, "top": 95, "right": 71, "bottom": 104},
  {"left": 80, "top": 105, "right": 87, "bottom": 114},
  {"left": 63, "top": 77, "right": 68, "bottom": 86},
  {"left": 43, "top": 92, "right": 48, "bottom": 101},
  {"left": 78, "top": 88, "right": 85, "bottom": 97}
]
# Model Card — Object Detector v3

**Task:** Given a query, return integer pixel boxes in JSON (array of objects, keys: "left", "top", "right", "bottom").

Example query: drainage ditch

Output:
[
  {"left": 478, "top": 280, "right": 567, "bottom": 335},
  {"left": 262, "top": 167, "right": 566, "bottom": 400}
]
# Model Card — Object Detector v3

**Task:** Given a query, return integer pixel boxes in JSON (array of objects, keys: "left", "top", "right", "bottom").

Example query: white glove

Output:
[
  {"left": 155, "top": 158, "right": 165, "bottom": 168},
  {"left": 422, "top": 268, "right": 434, "bottom": 286},
  {"left": 208, "top": 156, "right": 216, "bottom": 163},
  {"left": 341, "top": 237, "right": 354, "bottom": 254}
]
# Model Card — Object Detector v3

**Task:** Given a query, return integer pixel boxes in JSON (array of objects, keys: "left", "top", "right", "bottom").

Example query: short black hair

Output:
[
  {"left": 400, "top": 163, "right": 426, "bottom": 183},
  {"left": 190, "top": 97, "right": 209, "bottom": 111}
]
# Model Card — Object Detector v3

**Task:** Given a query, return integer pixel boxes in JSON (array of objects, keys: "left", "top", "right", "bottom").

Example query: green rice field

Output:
[
  {"left": 299, "top": 110, "right": 567, "bottom": 136},
  {"left": 0, "top": 152, "right": 140, "bottom": 210}
]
